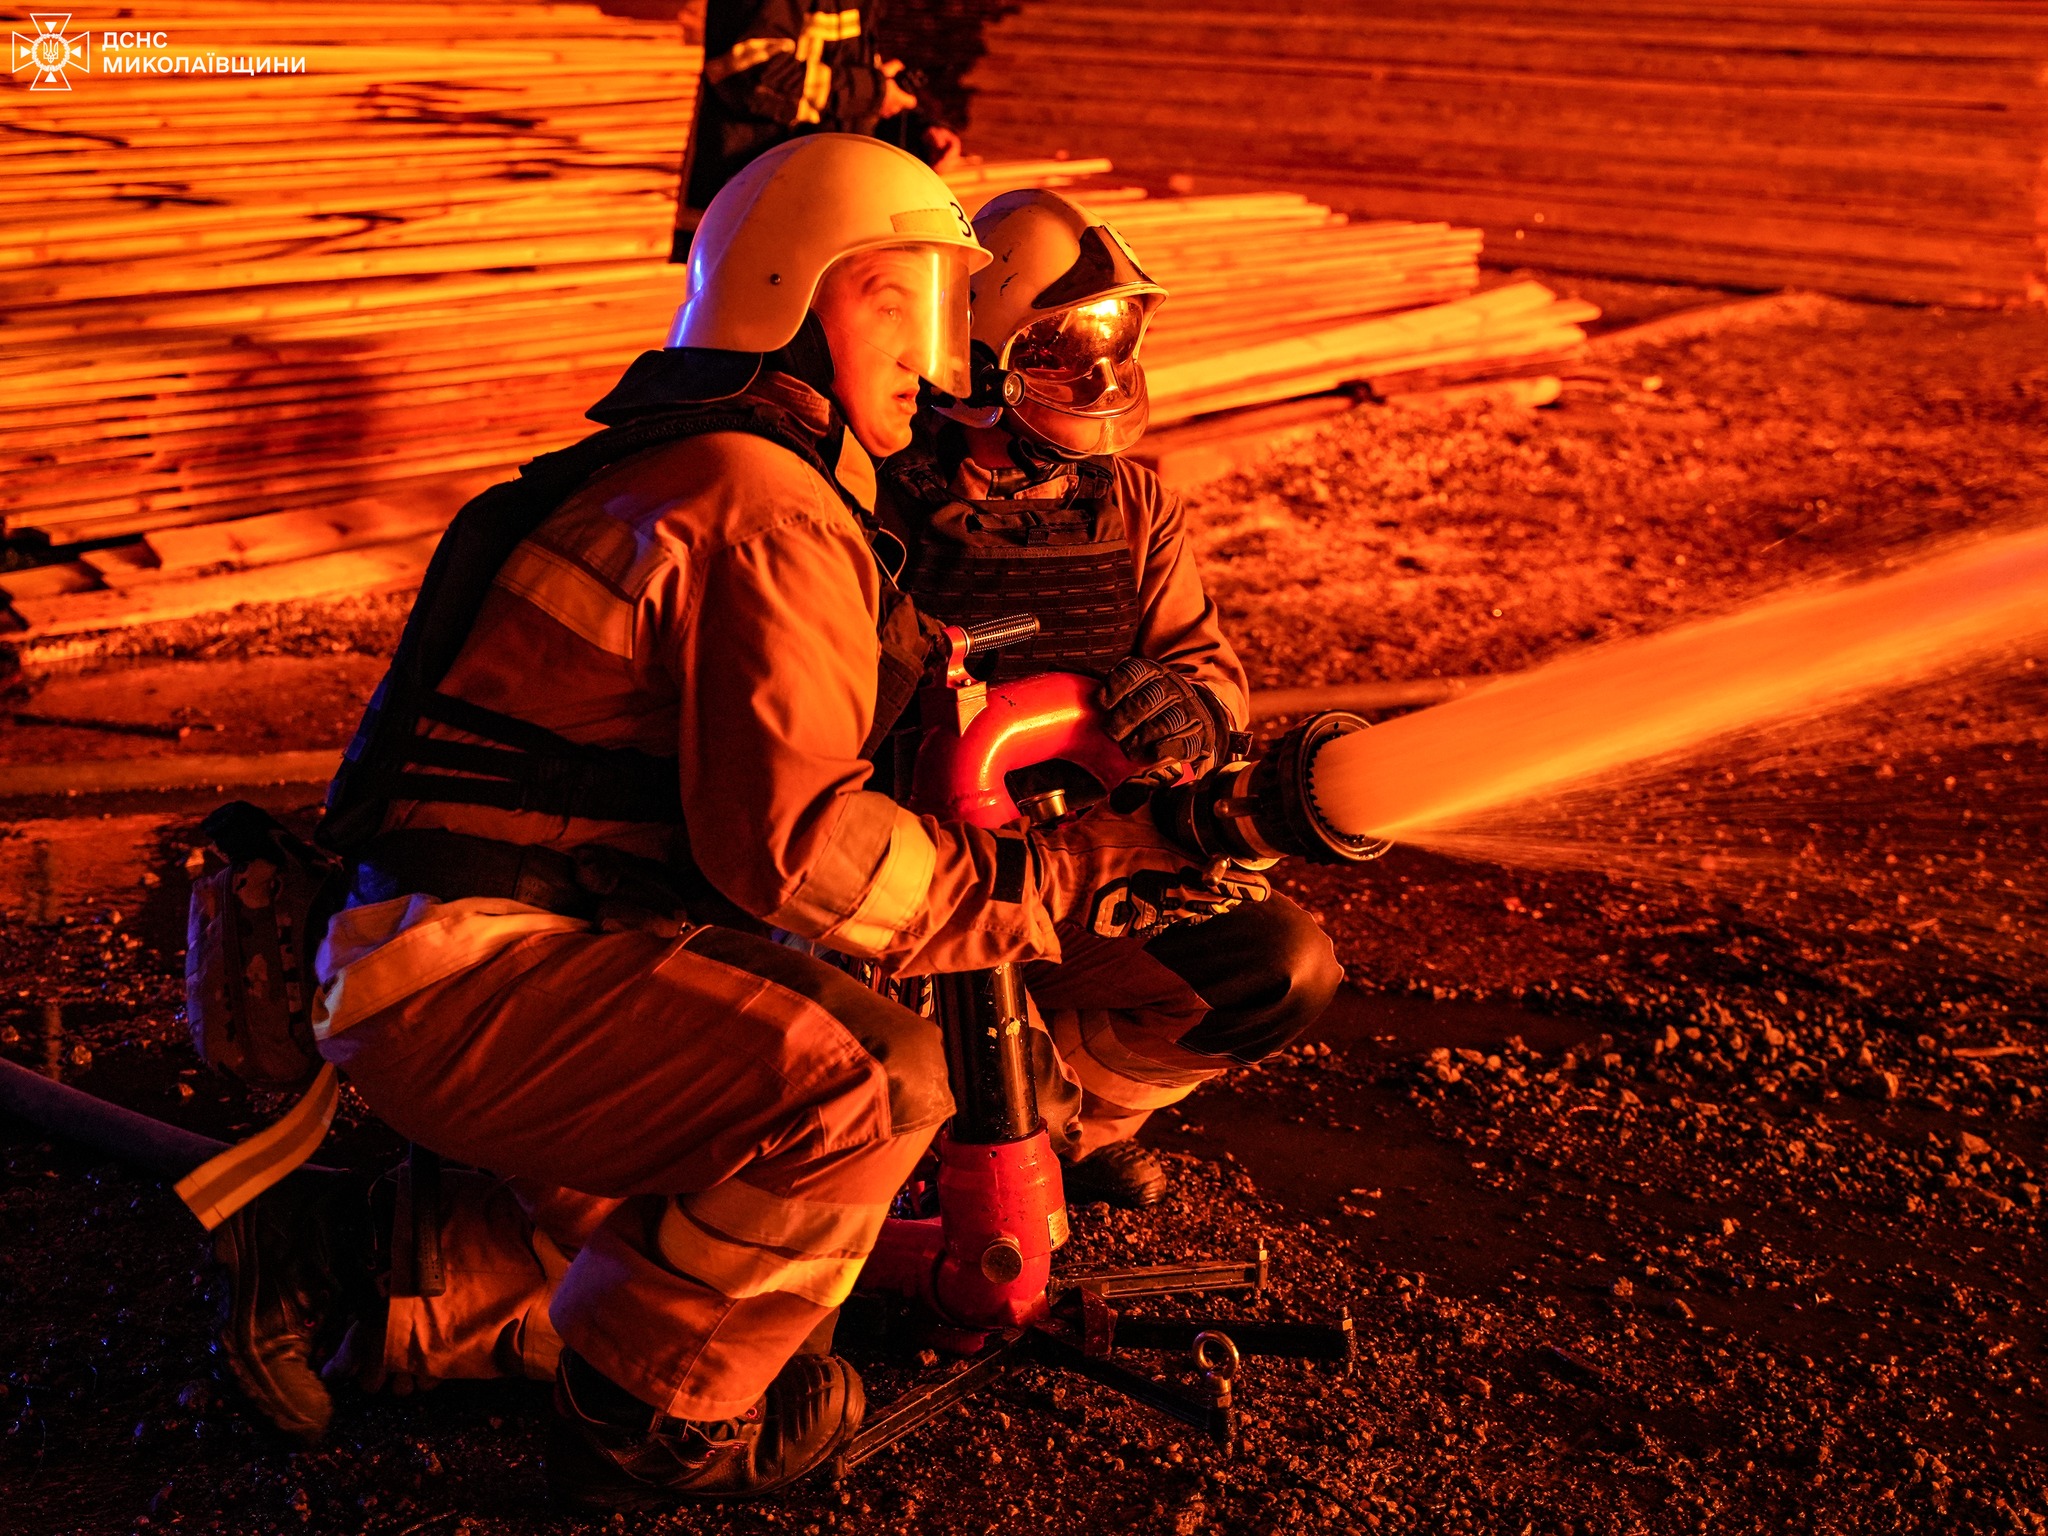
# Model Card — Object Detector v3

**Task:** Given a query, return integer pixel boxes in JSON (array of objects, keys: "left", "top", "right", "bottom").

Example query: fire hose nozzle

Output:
[{"left": 1152, "top": 711, "right": 1391, "bottom": 865}]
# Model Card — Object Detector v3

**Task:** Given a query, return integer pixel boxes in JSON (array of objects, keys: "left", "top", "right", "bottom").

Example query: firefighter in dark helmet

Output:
[
  {"left": 874, "top": 188, "right": 1344, "bottom": 1210},
  {"left": 672, "top": 0, "right": 963, "bottom": 261}
]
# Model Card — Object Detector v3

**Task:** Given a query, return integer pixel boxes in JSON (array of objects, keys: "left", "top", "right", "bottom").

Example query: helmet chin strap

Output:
[
  {"left": 933, "top": 389, "right": 1093, "bottom": 473},
  {"left": 1006, "top": 424, "right": 1087, "bottom": 470},
  {"left": 763, "top": 311, "right": 837, "bottom": 396}
]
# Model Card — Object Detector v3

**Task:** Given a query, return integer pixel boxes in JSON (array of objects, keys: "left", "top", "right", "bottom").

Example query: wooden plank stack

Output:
[
  {"left": 0, "top": 3, "right": 1106, "bottom": 549},
  {"left": 954, "top": 0, "right": 2048, "bottom": 307},
  {"left": 1146, "top": 279, "right": 1596, "bottom": 423},
  {"left": 1048, "top": 184, "right": 1592, "bottom": 422},
  {"left": 1074, "top": 188, "right": 1481, "bottom": 358},
  {"left": 1, "top": 0, "right": 1594, "bottom": 640},
  {"left": 1, "top": 2, "right": 705, "bottom": 552}
]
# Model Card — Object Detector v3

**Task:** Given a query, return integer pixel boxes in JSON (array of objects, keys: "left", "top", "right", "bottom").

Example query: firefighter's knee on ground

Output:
[
  {"left": 1167, "top": 898, "right": 1344, "bottom": 1065},
  {"left": 1225, "top": 902, "right": 1343, "bottom": 1062}
]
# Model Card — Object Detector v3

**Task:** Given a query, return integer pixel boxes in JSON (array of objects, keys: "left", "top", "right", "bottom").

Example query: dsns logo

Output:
[{"left": 12, "top": 13, "right": 88, "bottom": 90}]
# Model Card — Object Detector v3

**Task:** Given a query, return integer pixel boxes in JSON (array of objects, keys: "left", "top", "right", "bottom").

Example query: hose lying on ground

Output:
[{"left": 0, "top": 1054, "right": 335, "bottom": 1181}]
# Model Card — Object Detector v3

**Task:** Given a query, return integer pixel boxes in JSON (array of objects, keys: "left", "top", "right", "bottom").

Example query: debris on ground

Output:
[{"left": 4, "top": 283, "right": 2046, "bottom": 1535}]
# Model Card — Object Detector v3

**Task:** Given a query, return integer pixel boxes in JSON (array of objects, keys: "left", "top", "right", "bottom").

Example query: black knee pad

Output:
[
  {"left": 1154, "top": 896, "right": 1343, "bottom": 1065},
  {"left": 681, "top": 928, "right": 955, "bottom": 1132}
]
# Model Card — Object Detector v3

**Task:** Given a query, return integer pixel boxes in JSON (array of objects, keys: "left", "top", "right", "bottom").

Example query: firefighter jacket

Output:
[
  {"left": 312, "top": 373, "right": 1186, "bottom": 1042},
  {"left": 677, "top": 0, "right": 892, "bottom": 241}
]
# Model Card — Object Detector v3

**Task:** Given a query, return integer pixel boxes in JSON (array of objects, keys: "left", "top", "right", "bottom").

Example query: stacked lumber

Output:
[
  {"left": 1040, "top": 184, "right": 1592, "bottom": 423},
  {"left": 1, "top": 2, "right": 702, "bottom": 551},
  {"left": 1073, "top": 189, "right": 1484, "bottom": 360},
  {"left": 0, "top": 481, "right": 495, "bottom": 640},
  {"left": 954, "top": 0, "right": 2048, "bottom": 307},
  {"left": 1, "top": 0, "right": 1591, "bottom": 640},
  {"left": 1147, "top": 280, "right": 1596, "bottom": 423},
  {"left": 0, "top": 2, "right": 1103, "bottom": 637}
]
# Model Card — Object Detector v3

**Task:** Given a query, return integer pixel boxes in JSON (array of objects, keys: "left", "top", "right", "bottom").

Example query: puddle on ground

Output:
[
  {"left": 37, "top": 1001, "right": 63, "bottom": 1079},
  {"left": 0, "top": 809, "right": 175, "bottom": 1102},
  {"left": 0, "top": 813, "right": 173, "bottom": 924},
  {"left": 0, "top": 998, "right": 134, "bottom": 1087}
]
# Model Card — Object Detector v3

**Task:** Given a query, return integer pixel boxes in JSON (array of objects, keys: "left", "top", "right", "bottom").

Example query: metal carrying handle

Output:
[
  {"left": 1191, "top": 1330, "right": 1241, "bottom": 1382},
  {"left": 961, "top": 614, "right": 1041, "bottom": 658},
  {"left": 933, "top": 616, "right": 1040, "bottom": 691}
]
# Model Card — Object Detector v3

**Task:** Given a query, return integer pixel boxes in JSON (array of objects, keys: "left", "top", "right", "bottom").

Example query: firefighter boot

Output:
[
  {"left": 1063, "top": 1140, "right": 1169, "bottom": 1209},
  {"left": 547, "top": 1347, "right": 865, "bottom": 1509},
  {"left": 211, "top": 1172, "right": 379, "bottom": 1444}
]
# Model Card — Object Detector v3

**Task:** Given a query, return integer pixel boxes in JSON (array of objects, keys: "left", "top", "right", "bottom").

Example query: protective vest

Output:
[
  {"left": 880, "top": 447, "right": 1143, "bottom": 684},
  {"left": 321, "top": 373, "right": 931, "bottom": 856}
]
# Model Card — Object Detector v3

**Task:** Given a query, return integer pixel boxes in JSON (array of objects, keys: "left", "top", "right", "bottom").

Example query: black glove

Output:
[
  {"left": 1085, "top": 860, "right": 1271, "bottom": 942},
  {"left": 1038, "top": 807, "right": 1266, "bottom": 943},
  {"left": 1098, "top": 658, "right": 1224, "bottom": 771}
]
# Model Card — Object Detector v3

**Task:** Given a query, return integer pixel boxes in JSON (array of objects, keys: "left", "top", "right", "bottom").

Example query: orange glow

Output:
[{"left": 1313, "top": 524, "right": 2048, "bottom": 840}]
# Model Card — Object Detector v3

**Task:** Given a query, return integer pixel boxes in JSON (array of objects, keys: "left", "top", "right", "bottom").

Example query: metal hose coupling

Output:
[{"left": 1152, "top": 711, "right": 1391, "bottom": 865}]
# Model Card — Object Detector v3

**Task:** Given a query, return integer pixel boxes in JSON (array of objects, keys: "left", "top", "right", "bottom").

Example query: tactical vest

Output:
[
  {"left": 320, "top": 395, "right": 931, "bottom": 856},
  {"left": 882, "top": 450, "right": 1144, "bottom": 685}
]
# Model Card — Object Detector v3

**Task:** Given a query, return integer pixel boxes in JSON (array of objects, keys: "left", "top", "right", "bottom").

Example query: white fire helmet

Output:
[
  {"left": 938, "top": 189, "right": 1167, "bottom": 458},
  {"left": 666, "top": 133, "right": 992, "bottom": 400}
]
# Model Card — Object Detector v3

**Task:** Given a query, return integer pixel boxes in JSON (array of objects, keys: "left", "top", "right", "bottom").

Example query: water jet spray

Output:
[{"left": 1226, "top": 524, "right": 2048, "bottom": 852}]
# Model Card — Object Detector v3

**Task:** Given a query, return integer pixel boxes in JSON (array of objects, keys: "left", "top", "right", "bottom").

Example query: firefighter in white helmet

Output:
[
  {"left": 211, "top": 138, "right": 1241, "bottom": 1505},
  {"left": 875, "top": 189, "right": 1344, "bottom": 1209}
]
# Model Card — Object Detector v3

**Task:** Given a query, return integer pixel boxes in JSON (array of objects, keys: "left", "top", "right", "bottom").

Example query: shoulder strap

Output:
[
  {"left": 864, "top": 566, "right": 944, "bottom": 763},
  {"left": 321, "top": 403, "right": 837, "bottom": 851}
]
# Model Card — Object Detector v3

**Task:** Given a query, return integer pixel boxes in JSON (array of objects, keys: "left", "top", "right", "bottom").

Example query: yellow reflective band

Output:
[
  {"left": 788, "top": 9, "right": 857, "bottom": 123},
  {"left": 314, "top": 896, "right": 590, "bottom": 1041},
  {"left": 175, "top": 1063, "right": 339, "bottom": 1231},
  {"left": 704, "top": 33, "right": 795, "bottom": 83},
  {"left": 656, "top": 1200, "right": 870, "bottom": 1308},
  {"left": 495, "top": 540, "right": 637, "bottom": 659},
  {"left": 800, "top": 8, "right": 863, "bottom": 45},
  {"left": 685, "top": 1176, "right": 890, "bottom": 1257},
  {"left": 769, "top": 791, "right": 923, "bottom": 951},
  {"left": 824, "top": 804, "right": 936, "bottom": 957},
  {"left": 794, "top": 58, "right": 829, "bottom": 123}
]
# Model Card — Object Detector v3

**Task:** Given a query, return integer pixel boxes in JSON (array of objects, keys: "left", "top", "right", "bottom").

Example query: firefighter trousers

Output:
[
  {"left": 330, "top": 895, "right": 1338, "bottom": 1402},
  {"left": 317, "top": 923, "right": 951, "bottom": 1420}
]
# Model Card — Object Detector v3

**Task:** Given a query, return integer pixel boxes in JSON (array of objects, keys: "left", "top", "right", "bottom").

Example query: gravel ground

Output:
[{"left": 3, "top": 282, "right": 2046, "bottom": 1535}]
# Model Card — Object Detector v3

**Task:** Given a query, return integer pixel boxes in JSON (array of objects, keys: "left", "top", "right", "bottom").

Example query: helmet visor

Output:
[
  {"left": 829, "top": 243, "right": 977, "bottom": 400},
  {"left": 1012, "top": 368, "right": 1152, "bottom": 458},
  {"left": 1006, "top": 297, "right": 1150, "bottom": 416}
]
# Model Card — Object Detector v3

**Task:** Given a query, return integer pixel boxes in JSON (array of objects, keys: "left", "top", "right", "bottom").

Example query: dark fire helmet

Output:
[{"left": 935, "top": 188, "right": 1167, "bottom": 458}]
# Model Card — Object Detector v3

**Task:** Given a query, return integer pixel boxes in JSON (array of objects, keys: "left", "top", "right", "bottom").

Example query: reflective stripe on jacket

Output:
[
  {"left": 319, "top": 378, "right": 1061, "bottom": 1028},
  {"left": 680, "top": 0, "right": 887, "bottom": 230}
]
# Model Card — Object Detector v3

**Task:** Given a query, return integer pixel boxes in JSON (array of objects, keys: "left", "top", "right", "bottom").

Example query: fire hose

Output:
[{"left": 0, "top": 623, "right": 1365, "bottom": 1462}]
